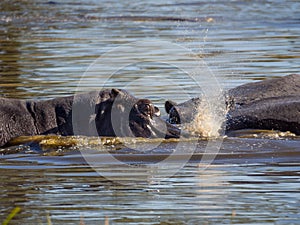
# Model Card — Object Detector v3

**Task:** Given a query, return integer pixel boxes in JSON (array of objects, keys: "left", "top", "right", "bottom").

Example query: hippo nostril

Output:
[
  {"left": 142, "top": 104, "right": 154, "bottom": 118},
  {"left": 136, "top": 100, "right": 155, "bottom": 118},
  {"left": 144, "top": 104, "right": 150, "bottom": 114}
]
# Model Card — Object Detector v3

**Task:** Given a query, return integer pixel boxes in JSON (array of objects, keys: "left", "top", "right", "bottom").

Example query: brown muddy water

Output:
[{"left": 1, "top": 0, "right": 300, "bottom": 224}]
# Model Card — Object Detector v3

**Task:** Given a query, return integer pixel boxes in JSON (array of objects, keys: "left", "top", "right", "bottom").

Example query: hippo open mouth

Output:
[
  {"left": 93, "top": 89, "right": 182, "bottom": 139},
  {"left": 129, "top": 99, "right": 181, "bottom": 138}
]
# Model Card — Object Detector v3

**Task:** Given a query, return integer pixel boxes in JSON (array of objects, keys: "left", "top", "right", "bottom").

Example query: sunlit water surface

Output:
[{"left": 0, "top": 0, "right": 300, "bottom": 224}]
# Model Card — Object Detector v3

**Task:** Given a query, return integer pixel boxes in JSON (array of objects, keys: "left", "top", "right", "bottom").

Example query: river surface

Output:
[{"left": 0, "top": 0, "right": 300, "bottom": 224}]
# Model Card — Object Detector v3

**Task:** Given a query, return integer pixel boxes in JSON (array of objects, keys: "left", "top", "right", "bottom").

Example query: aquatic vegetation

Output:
[
  {"left": 6, "top": 135, "right": 131, "bottom": 150},
  {"left": 1, "top": 130, "right": 298, "bottom": 156},
  {"left": 226, "top": 129, "right": 297, "bottom": 139},
  {"left": 2, "top": 206, "right": 21, "bottom": 225},
  {"left": 1, "top": 207, "right": 109, "bottom": 225}
]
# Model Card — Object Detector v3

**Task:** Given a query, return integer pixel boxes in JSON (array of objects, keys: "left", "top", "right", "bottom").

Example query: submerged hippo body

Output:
[
  {"left": 165, "top": 74, "right": 300, "bottom": 135},
  {"left": 0, "top": 89, "right": 180, "bottom": 147}
]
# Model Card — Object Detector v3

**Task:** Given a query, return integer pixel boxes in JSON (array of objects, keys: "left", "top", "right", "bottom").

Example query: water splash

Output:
[{"left": 183, "top": 95, "right": 227, "bottom": 138}]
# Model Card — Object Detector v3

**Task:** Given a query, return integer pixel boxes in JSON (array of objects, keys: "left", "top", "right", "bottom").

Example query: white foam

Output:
[{"left": 183, "top": 95, "right": 227, "bottom": 138}]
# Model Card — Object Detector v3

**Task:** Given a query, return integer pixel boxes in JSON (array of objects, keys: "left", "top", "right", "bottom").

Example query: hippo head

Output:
[
  {"left": 95, "top": 89, "right": 181, "bottom": 139},
  {"left": 165, "top": 98, "right": 201, "bottom": 124}
]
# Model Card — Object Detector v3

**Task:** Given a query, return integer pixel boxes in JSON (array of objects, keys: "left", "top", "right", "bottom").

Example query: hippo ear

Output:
[
  {"left": 165, "top": 100, "right": 177, "bottom": 114},
  {"left": 154, "top": 106, "right": 161, "bottom": 117}
]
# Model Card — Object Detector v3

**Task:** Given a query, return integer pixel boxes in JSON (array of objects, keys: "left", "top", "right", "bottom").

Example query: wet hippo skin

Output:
[
  {"left": 0, "top": 89, "right": 180, "bottom": 147},
  {"left": 165, "top": 74, "right": 300, "bottom": 135}
]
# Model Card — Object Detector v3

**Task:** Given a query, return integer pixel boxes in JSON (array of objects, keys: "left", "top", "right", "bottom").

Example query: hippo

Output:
[
  {"left": 0, "top": 89, "right": 180, "bottom": 147},
  {"left": 165, "top": 74, "right": 300, "bottom": 135}
]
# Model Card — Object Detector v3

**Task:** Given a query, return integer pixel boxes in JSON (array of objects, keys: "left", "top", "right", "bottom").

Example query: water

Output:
[{"left": 1, "top": 0, "right": 300, "bottom": 224}]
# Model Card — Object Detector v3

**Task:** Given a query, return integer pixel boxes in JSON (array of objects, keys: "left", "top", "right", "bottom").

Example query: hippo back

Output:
[
  {"left": 0, "top": 98, "right": 37, "bottom": 146},
  {"left": 228, "top": 74, "right": 300, "bottom": 106},
  {"left": 227, "top": 96, "right": 300, "bottom": 135},
  {"left": 226, "top": 74, "right": 300, "bottom": 134}
]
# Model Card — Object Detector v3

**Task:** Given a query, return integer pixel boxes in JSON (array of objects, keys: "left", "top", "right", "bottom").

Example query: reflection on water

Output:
[
  {"left": 1, "top": 0, "right": 299, "bottom": 100},
  {"left": 1, "top": 157, "right": 300, "bottom": 224},
  {"left": 0, "top": 19, "right": 23, "bottom": 97},
  {"left": 1, "top": 134, "right": 300, "bottom": 224},
  {"left": 0, "top": 0, "right": 300, "bottom": 224}
]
